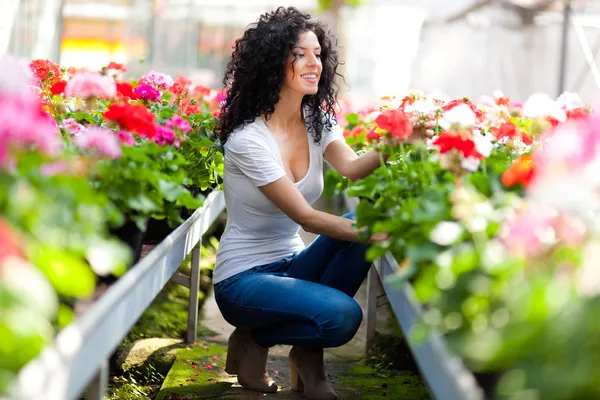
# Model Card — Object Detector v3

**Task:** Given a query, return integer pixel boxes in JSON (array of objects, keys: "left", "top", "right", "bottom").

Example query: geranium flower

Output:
[
  {"left": 105, "top": 61, "right": 127, "bottom": 72},
  {"left": 374, "top": 109, "right": 413, "bottom": 139},
  {"left": 115, "top": 82, "right": 139, "bottom": 100},
  {"left": 0, "top": 92, "right": 62, "bottom": 168},
  {"left": 139, "top": 71, "right": 174, "bottom": 90},
  {"left": 134, "top": 84, "right": 161, "bottom": 102},
  {"left": 73, "top": 126, "right": 122, "bottom": 159},
  {"left": 431, "top": 133, "right": 483, "bottom": 159},
  {"left": 502, "top": 155, "right": 535, "bottom": 188},
  {"left": 0, "top": 217, "right": 24, "bottom": 264},
  {"left": 104, "top": 103, "right": 156, "bottom": 138},
  {"left": 117, "top": 130, "right": 135, "bottom": 146},
  {"left": 366, "top": 129, "right": 381, "bottom": 141},
  {"left": 60, "top": 118, "right": 85, "bottom": 136},
  {"left": 444, "top": 104, "right": 477, "bottom": 128},
  {"left": 29, "top": 59, "right": 62, "bottom": 85},
  {"left": 180, "top": 97, "right": 200, "bottom": 115},
  {"left": 0, "top": 54, "right": 33, "bottom": 93},
  {"left": 491, "top": 122, "right": 533, "bottom": 146},
  {"left": 154, "top": 124, "right": 176, "bottom": 146},
  {"left": 50, "top": 80, "right": 67, "bottom": 95},
  {"left": 65, "top": 71, "right": 117, "bottom": 99},
  {"left": 500, "top": 208, "right": 557, "bottom": 259},
  {"left": 442, "top": 98, "right": 484, "bottom": 121},
  {"left": 170, "top": 75, "right": 192, "bottom": 97},
  {"left": 165, "top": 114, "right": 191, "bottom": 133}
]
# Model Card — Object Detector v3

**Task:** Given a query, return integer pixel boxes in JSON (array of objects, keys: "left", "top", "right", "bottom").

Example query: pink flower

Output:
[
  {"left": 154, "top": 124, "right": 176, "bottom": 146},
  {"left": 65, "top": 71, "right": 117, "bottom": 99},
  {"left": 134, "top": 84, "right": 161, "bottom": 102},
  {"left": 60, "top": 118, "right": 85, "bottom": 135},
  {"left": 139, "top": 71, "right": 174, "bottom": 90},
  {"left": 500, "top": 209, "right": 556, "bottom": 259},
  {"left": 0, "top": 54, "right": 34, "bottom": 94},
  {"left": 40, "top": 161, "right": 70, "bottom": 176},
  {"left": 73, "top": 126, "right": 122, "bottom": 159},
  {"left": 0, "top": 92, "right": 62, "bottom": 169},
  {"left": 165, "top": 114, "right": 191, "bottom": 133},
  {"left": 117, "top": 130, "right": 135, "bottom": 146}
]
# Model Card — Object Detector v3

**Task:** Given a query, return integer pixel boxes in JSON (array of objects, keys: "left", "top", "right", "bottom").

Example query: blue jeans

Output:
[{"left": 214, "top": 212, "right": 371, "bottom": 349}]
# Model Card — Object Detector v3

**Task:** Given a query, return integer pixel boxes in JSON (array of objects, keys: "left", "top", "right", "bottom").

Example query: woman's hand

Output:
[
  {"left": 368, "top": 231, "right": 389, "bottom": 243},
  {"left": 381, "top": 116, "right": 437, "bottom": 147}
]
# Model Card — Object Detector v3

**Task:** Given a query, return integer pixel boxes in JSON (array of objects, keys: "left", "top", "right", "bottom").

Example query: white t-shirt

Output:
[{"left": 212, "top": 113, "right": 345, "bottom": 284}]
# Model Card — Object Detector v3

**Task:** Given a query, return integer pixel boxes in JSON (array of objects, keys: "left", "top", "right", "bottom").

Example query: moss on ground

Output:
[
  {"left": 337, "top": 364, "right": 431, "bottom": 400},
  {"left": 155, "top": 341, "right": 232, "bottom": 400},
  {"left": 122, "top": 282, "right": 217, "bottom": 346}
]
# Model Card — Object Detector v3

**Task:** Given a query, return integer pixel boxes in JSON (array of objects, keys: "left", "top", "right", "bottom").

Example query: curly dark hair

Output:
[{"left": 217, "top": 6, "right": 341, "bottom": 145}]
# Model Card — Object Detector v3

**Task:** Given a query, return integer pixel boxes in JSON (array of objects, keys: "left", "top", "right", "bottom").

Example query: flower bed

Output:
[
  {"left": 0, "top": 56, "right": 223, "bottom": 395},
  {"left": 330, "top": 90, "right": 597, "bottom": 399}
]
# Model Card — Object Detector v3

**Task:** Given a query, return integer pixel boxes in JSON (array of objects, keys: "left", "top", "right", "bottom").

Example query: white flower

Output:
[
  {"left": 404, "top": 98, "right": 438, "bottom": 115},
  {"left": 461, "top": 156, "right": 481, "bottom": 172},
  {"left": 429, "top": 221, "right": 463, "bottom": 246},
  {"left": 522, "top": 93, "right": 566, "bottom": 122},
  {"left": 472, "top": 131, "right": 494, "bottom": 157},
  {"left": 444, "top": 104, "right": 476, "bottom": 128},
  {"left": 556, "top": 91, "right": 583, "bottom": 111}
]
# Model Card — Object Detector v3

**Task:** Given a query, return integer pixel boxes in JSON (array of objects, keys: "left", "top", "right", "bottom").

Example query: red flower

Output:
[
  {"left": 180, "top": 97, "right": 200, "bottom": 115},
  {"left": 366, "top": 129, "right": 381, "bottom": 141},
  {"left": 491, "top": 122, "right": 532, "bottom": 145},
  {"left": 170, "top": 75, "right": 192, "bottom": 97},
  {"left": 50, "top": 80, "right": 67, "bottom": 95},
  {"left": 432, "top": 133, "right": 483, "bottom": 159},
  {"left": 104, "top": 103, "right": 156, "bottom": 138},
  {"left": 442, "top": 98, "right": 484, "bottom": 121},
  {"left": 492, "top": 122, "right": 518, "bottom": 140},
  {"left": 0, "top": 218, "right": 23, "bottom": 264},
  {"left": 193, "top": 84, "right": 212, "bottom": 98},
  {"left": 502, "top": 155, "right": 535, "bottom": 188},
  {"left": 375, "top": 109, "right": 413, "bottom": 139},
  {"left": 495, "top": 97, "right": 511, "bottom": 106},
  {"left": 115, "top": 82, "right": 139, "bottom": 100},
  {"left": 106, "top": 61, "right": 127, "bottom": 72},
  {"left": 566, "top": 107, "right": 591, "bottom": 121},
  {"left": 30, "top": 59, "right": 62, "bottom": 85}
]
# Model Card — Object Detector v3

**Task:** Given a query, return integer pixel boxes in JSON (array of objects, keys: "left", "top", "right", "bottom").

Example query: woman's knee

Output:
[{"left": 317, "top": 297, "right": 363, "bottom": 347}]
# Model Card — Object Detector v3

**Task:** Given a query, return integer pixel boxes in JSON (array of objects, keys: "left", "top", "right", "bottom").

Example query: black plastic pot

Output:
[
  {"left": 473, "top": 370, "right": 503, "bottom": 399},
  {"left": 143, "top": 187, "right": 213, "bottom": 245},
  {"left": 110, "top": 219, "right": 147, "bottom": 265},
  {"left": 98, "top": 219, "right": 147, "bottom": 286}
]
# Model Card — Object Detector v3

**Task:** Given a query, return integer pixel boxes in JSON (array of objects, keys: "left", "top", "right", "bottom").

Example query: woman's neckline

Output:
[{"left": 257, "top": 112, "right": 312, "bottom": 186}]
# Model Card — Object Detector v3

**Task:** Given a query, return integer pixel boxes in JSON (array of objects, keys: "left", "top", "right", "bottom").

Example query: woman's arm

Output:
[
  {"left": 258, "top": 175, "right": 386, "bottom": 243},
  {"left": 324, "top": 141, "right": 388, "bottom": 182}
]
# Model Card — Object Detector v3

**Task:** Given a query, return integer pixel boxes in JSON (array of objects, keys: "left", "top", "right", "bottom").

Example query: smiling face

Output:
[{"left": 284, "top": 30, "right": 322, "bottom": 96}]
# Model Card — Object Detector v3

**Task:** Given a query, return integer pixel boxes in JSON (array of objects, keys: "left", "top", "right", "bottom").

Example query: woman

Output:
[{"left": 213, "top": 7, "right": 396, "bottom": 400}]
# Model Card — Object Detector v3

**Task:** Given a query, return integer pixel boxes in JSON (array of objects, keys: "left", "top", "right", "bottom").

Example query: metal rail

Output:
[
  {"left": 8, "top": 190, "right": 226, "bottom": 400},
  {"left": 344, "top": 193, "right": 484, "bottom": 400}
]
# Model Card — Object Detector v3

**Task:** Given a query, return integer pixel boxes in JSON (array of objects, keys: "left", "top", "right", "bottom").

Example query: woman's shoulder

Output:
[{"left": 224, "top": 118, "right": 270, "bottom": 154}]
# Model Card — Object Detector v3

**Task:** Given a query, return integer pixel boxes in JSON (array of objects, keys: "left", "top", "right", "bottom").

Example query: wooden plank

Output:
[
  {"left": 365, "top": 263, "right": 379, "bottom": 352},
  {"left": 186, "top": 244, "right": 201, "bottom": 344},
  {"left": 171, "top": 271, "right": 191, "bottom": 288}
]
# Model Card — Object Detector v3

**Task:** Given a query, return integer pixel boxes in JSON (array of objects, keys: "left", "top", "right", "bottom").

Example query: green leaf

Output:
[
  {"left": 29, "top": 246, "right": 96, "bottom": 298},
  {"left": 127, "top": 194, "right": 160, "bottom": 213},
  {"left": 158, "top": 180, "right": 189, "bottom": 202}
]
